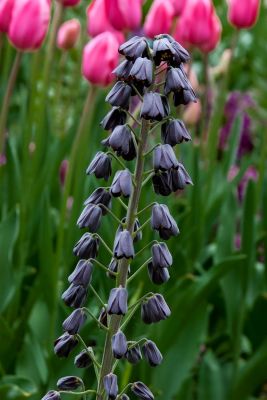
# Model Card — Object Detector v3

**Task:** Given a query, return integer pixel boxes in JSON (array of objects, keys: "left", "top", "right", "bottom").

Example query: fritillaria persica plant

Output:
[{"left": 42, "top": 33, "right": 196, "bottom": 400}]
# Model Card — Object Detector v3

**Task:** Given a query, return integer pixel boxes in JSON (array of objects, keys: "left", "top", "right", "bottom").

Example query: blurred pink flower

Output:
[
  {"left": 57, "top": 19, "right": 81, "bottom": 50},
  {"left": 169, "top": 0, "right": 187, "bottom": 16},
  {"left": 199, "top": 11, "right": 221, "bottom": 53},
  {"left": 59, "top": 159, "right": 69, "bottom": 187},
  {"left": 228, "top": 165, "right": 258, "bottom": 203},
  {"left": 82, "top": 32, "right": 119, "bottom": 86},
  {"left": 227, "top": 0, "right": 260, "bottom": 29},
  {"left": 144, "top": 0, "right": 174, "bottom": 38},
  {"left": 104, "top": 0, "right": 142, "bottom": 31},
  {"left": 8, "top": 0, "right": 50, "bottom": 51},
  {"left": 58, "top": 0, "right": 81, "bottom": 7},
  {"left": 0, "top": 0, "right": 14, "bottom": 33}
]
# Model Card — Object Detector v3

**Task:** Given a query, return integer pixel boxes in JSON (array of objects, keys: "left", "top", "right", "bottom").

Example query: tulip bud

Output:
[
  {"left": 57, "top": 0, "right": 81, "bottom": 7},
  {"left": 54, "top": 332, "right": 78, "bottom": 358},
  {"left": 57, "top": 19, "right": 80, "bottom": 51},
  {"left": 227, "top": 0, "right": 260, "bottom": 29},
  {"left": 169, "top": 0, "right": 187, "bottom": 16},
  {"left": 0, "top": 0, "right": 14, "bottom": 33},
  {"left": 42, "top": 391, "right": 61, "bottom": 400},
  {"left": 131, "top": 381, "right": 154, "bottom": 400},
  {"left": 141, "top": 293, "right": 171, "bottom": 324},
  {"left": 62, "top": 308, "right": 87, "bottom": 334},
  {"left": 59, "top": 159, "right": 69, "bottom": 188},
  {"left": 107, "top": 286, "right": 128, "bottom": 315},
  {"left": 199, "top": 12, "right": 221, "bottom": 53},
  {"left": 144, "top": 0, "right": 175, "bottom": 38},
  {"left": 57, "top": 376, "right": 83, "bottom": 391},
  {"left": 8, "top": 0, "right": 50, "bottom": 51},
  {"left": 82, "top": 32, "right": 119, "bottom": 87},
  {"left": 105, "top": 0, "right": 142, "bottom": 31}
]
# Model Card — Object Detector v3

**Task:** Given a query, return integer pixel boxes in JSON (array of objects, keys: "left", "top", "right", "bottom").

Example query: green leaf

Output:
[{"left": 0, "top": 376, "right": 37, "bottom": 399}]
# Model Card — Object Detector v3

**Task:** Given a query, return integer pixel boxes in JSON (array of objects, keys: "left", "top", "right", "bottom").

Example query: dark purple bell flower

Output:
[
  {"left": 61, "top": 284, "right": 88, "bottom": 308},
  {"left": 164, "top": 67, "right": 191, "bottom": 96},
  {"left": 98, "top": 307, "right": 108, "bottom": 328},
  {"left": 140, "top": 92, "right": 170, "bottom": 121},
  {"left": 54, "top": 332, "right": 78, "bottom": 358},
  {"left": 106, "top": 81, "right": 132, "bottom": 109},
  {"left": 142, "top": 340, "right": 163, "bottom": 367},
  {"left": 73, "top": 233, "right": 99, "bottom": 259},
  {"left": 151, "top": 203, "right": 179, "bottom": 240},
  {"left": 161, "top": 119, "right": 191, "bottom": 146},
  {"left": 86, "top": 151, "right": 112, "bottom": 181},
  {"left": 131, "top": 381, "right": 154, "bottom": 400},
  {"left": 57, "top": 376, "right": 83, "bottom": 391},
  {"left": 113, "top": 229, "right": 135, "bottom": 259},
  {"left": 107, "top": 286, "right": 128, "bottom": 315},
  {"left": 104, "top": 373, "right": 118, "bottom": 400},
  {"left": 119, "top": 36, "right": 149, "bottom": 60},
  {"left": 42, "top": 390, "right": 61, "bottom": 400},
  {"left": 107, "top": 258, "right": 118, "bottom": 279},
  {"left": 171, "top": 163, "right": 193, "bottom": 191},
  {"left": 84, "top": 188, "right": 111, "bottom": 215},
  {"left": 152, "top": 171, "right": 172, "bottom": 196},
  {"left": 68, "top": 260, "right": 93, "bottom": 286},
  {"left": 170, "top": 39, "right": 190, "bottom": 66},
  {"left": 151, "top": 242, "right": 172, "bottom": 268},
  {"left": 77, "top": 204, "right": 102, "bottom": 232},
  {"left": 153, "top": 34, "right": 190, "bottom": 66},
  {"left": 110, "top": 169, "right": 132, "bottom": 198},
  {"left": 141, "top": 293, "right": 171, "bottom": 324},
  {"left": 102, "top": 125, "right": 136, "bottom": 161},
  {"left": 173, "top": 87, "right": 197, "bottom": 107},
  {"left": 153, "top": 144, "right": 178, "bottom": 171},
  {"left": 62, "top": 308, "right": 87, "bottom": 334},
  {"left": 100, "top": 107, "right": 127, "bottom": 131},
  {"left": 113, "top": 59, "right": 133, "bottom": 80},
  {"left": 112, "top": 330, "right": 128, "bottom": 359},
  {"left": 125, "top": 344, "right": 142, "bottom": 364},
  {"left": 74, "top": 349, "right": 92, "bottom": 368},
  {"left": 147, "top": 262, "right": 170, "bottom": 285},
  {"left": 130, "top": 57, "right": 153, "bottom": 87},
  {"left": 116, "top": 217, "right": 142, "bottom": 243}
]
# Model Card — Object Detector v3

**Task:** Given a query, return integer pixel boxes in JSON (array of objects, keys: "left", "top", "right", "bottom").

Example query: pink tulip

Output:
[
  {"left": 57, "top": 0, "right": 81, "bottom": 7},
  {"left": 0, "top": 0, "right": 14, "bottom": 33},
  {"left": 57, "top": 19, "right": 81, "bottom": 50},
  {"left": 227, "top": 0, "right": 260, "bottom": 29},
  {"left": 8, "top": 0, "right": 51, "bottom": 51},
  {"left": 87, "top": 0, "right": 124, "bottom": 44},
  {"left": 169, "top": 0, "right": 187, "bottom": 16},
  {"left": 82, "top": 32, "right": 119, "bottom": 87},
  {"left": 104, "top": 0, "right": 142, "bottom": 31},
  {"left": 144, "top": 0, "right": 174, "bottom": 38},
  {"left": 199, "top": 11, "right": 221, "bottom": 53}
]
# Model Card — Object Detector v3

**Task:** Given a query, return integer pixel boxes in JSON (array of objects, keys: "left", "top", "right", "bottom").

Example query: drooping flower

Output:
[
  {"left": 57, "top": 376, "right": 83, "bottom": 391},
  {"left": 142, "top": 340, "right": 163, "bottom": 367},
  {"left": 107, "top": 286, "right": 128, "bottom": 315}
]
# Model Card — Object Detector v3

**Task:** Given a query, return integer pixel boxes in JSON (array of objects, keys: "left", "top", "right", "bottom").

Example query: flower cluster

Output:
[{"left": 42, "top": 33, "right": 195, "bottom": 400}]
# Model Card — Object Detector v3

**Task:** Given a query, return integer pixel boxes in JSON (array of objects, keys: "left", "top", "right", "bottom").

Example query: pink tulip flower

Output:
[
  {"left": 0, "top": 0, "right": 14, "bottom": 33},
  {"left": 58, "top": 0, "right": 81, "bottom": 7},
  {"left": 144, "top": 0, "right": 174, "bottom": 38},
  {"left": 169, "top": 0, "right": 187, "bottom": 16},
  {"left": 8, "top": 0, "right": 51, "bottom": 51},
  {"left": 104, "top": 0, "right": 142, "bottom": 31},
  {"left": 57, "top": 19, "right": 81, "bottom": 50},
  {"left": 227, "top": 0, "right": 260, "bottom": 29},
  {"left": 199, "top": 11, "right": 222, "bottom": 53},
  {"left": 82, "top": 32, "right": 119, "bottom": 87}
]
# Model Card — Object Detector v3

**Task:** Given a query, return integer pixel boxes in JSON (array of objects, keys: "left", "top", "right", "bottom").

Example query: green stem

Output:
[
  {"left": 77, "top": 334, "right": 101, "bottom": 370},
  {"left": 89, "top": 285, "right": 106, "bottom": 307},
  {"left": 127, "top": 258, "right": 152, "bottom": 284},
  {"left": 84, "top": 308, "right": 109, "bottom": 331}
]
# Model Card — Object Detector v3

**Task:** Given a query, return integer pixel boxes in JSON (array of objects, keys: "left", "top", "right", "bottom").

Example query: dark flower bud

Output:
[
  {"left": 153, "top": 144, "right": 178, "bottom": 172},
  {"left": 147, "top": 262, "right": 170, "bottom": 285},
  {"left": 151, "top": 203, "right": 179, "bottom": 240},
  {"left": 173, "top": 87, "right": 197, "bottom": 107},
  {"left": 98, "top": 307, "right": 108, "bottom": 328},
  {"left": 104, "top": 373, "right": 118, "bottom": 400},
  {"left": 140, "top": 92, "right": 170, "bottom": 121},
  {"left": 141, "top": 293, "right": 171, "bottom": 324},
  {"left": 131, "top": 381, "right": 154, "bottom": 400},
  {"left": 152, "top": 171, "right": 172, "bottom": 196},
  {"left": 62, "top": 308, "right": 87, "bottom": 334},
  {"left": 164, "top": 67, "right": 191, "bottom": 96},
  {"left": 151, "top": 242, "right": 172, "bottom": 268},
  {"left": 121, "top": 395, "right": 130, "bottom": 400},
  {"left": 113, "top": 59, "right": 133, "bottom": 80},
  {"left": 153, "top": 35, "right": 190, "bottom": 67},
  {"left": 68, "top": 260, "right": 93, "bottom": 287},
  {"left": 112, "top": 330, "right": 128, "bottom": 359},
  {"left": 107, "top": 286, "right": 128, "bottom": 315},
  {"left": 113, "top": 229, "right": 135, "bottom": 259},
  {"left": 130, "top": 57, "right": 153, "bottom": 87},
  {"left": 61, "top": 284, "right": 88, "bottom": 308},
  {"left": 77, "top": 204, "right": 102, "bottom": 232},
  {"left": 73, "top": 233, "right": 99, "bottom": 259},
  {"left": 119, "top": 36, "right": 148, "bottom": 60},
  {"left": 54, "top": 332, "right": 78, "bottom": 358},
  {"left": 125, "top": 344, "right": 142, "bottom": 364},
  {"left": 57, "top": 376, "right": 83, "bottom": 391},
  {"left": 106, "top": 81, "right": 132, "bottom": 109},
  {"left": 117, "top": 217, "right": 142, "bottom": 243},
  {"left": 100, "top": 107, "right": 127, "bottom": 131},
  {"left": 86, "top": 151, "right": 112, "bottom": 181},
  {"left": 84, "top": 188, "right": 111, "bottom": 215},
  {"left": 170, "top": 162, "right": 193, "bottom": 191},
  {"left": 170, "top": 38, "right": 190, "bottom": 66},
  {"left": 161, "top": 119, "right": 191, "bottom": 146},
  {"left": 42, "top": 390, "right": 61, "bottom": 400},
  {"left": 74, "top": 349, "right": 92, "bottom": 368},
  {"left": 142, "top": 340, "right": 163, "bottom": 367},
  {"left": 102, "top": 125, "right": 136, "bottom": 161},
  {"left": 107, "top": 257, "right": 131, "bottom": 279},
  {"left": 110, "top": 169, "right": 132, "bottom": 198}
]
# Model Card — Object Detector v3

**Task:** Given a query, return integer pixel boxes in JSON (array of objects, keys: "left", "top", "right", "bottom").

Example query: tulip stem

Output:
[
  {"left": 0, "top": 51, "right": 22, "bottom": 154},
  {"left": 127, "top": 258, "right": 152, "bottom": 284}
]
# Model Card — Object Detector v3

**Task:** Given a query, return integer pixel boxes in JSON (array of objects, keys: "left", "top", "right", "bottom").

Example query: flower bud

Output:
[
  {"left": 54, "top": 332, "right": 78, "bottom": 358},
  {"left": 68, "top": 260, "right": 93, "bottom": 286},
  {"left": 104, "top": 373, "right": 118, "bottom": 400},
  {"left": 199, "top": 11, "right": 221, "bottom": 53},
  {"left": 169, "top": 0, "right": 187, "bottom": 16},
  {"left": 152, "top": 171, "right": 172, "bottom": 196},
  {"left": 121, "top": 395, "right": 130, "bottom": 400},
  {"left": 42, "top": 391, "right": 61, "bottom": 400},
  {"left": 131, "top": 381, "right": 154, "bottom": 400},
  {"left": 151, "top": 242, "right": 172, "bottom": 268},
  {"left": 130, "top": 57, "right": 153, "bottom": 87},
  {"left": 82, "top": 32, "right": 119, "bottom": 87},
  {"left": 164, "top": 66, "right": 192, "bottom": 96},
  {"left": 102, "top": 125, "right": 136, "bottom": 161},
  {"left": 161, "top": 119, "right": 191, "bottom": 146},
  {"left": 57, "top": 0, "right": 81, "bottom": 7},
  {"left": 77, "top": 204, "right": 102, "bottom": 232},
  {"left": 153, "top": 35, "right": 190, "bottom": 67},
  {"left": 113, "top": 230, "right": 135, "bottom": 259},
  {"left": 62, "top": 284, "right": 88, "bottom": 308},
  {"left": 144, "top": 0, "right": 174, "bottom": 38},
  {"left": 57, "top": 376, "right": 83, "bottom": 391},
  {"left": 74, "top": 349, "right": 92, "bottom": 368},
  {"left": 147, "top": 262, "right": 170, "bottom": 285},
  {"left": 105, "top": 0, "right": 142, "bottom": 31},
  {"left": 8, "top": 0, "right": 50, "bottom": 51},
  {"left": 227, "top": 0, "right": 260, "bottom": 29},
  {"left": 141, "top": 93, "right": 170, "bottom": 121},
  {"left": 57, "top": 19, "right": 81, "bottom": 51},
  {"left": 142, "top": 340, "right": 163, "bottom": 367},
  {"left": 107, "top": 286, "right": 128, "bottom": 315},
  {"left": 151, "top": 203, "right": 179, "bottom": 240},
  {"left": 170, "top": 162, "right": 193, "bottom": 191},
  {"left": 84, "top": 188, "right": 111, "bottom": 214},
  {"left": 112, "top": 331, "right": 128, "bottom": 359},
  {"left": 86, "top": 151, "right": 112, "bottom": 181},
  {"left": 153, "top": 144, "right": 178, "bottom": 172},
  {"left": 62, "top": 308, "right": 87, "bottom": 334},
  {"left": 100, "top": 107, "right": 127, "bottom": 131},
  {"left": 106, "top": 81, "right": 132, "bottom": 109},
  {"left": 141, "top": 294, "right": 171, "bottom": 324},
  {"left": 173, "top": 87, "right": 197, "bottom": 107},
  {"left": 113, "top": 60, "right": 134, "bottom": 80},
  {"left": 59, "top": 159, "right": 69, "bottom": 188},
  {"left": 0, "top": 0, "right": 14, "bottom": 33},
  {"left": 125, "top": 344, "right": 142, "bottom": 364},
  {"left": 98, "top": 307, "right": 108, "bottom": 327},
  {"left": 73, "top": 233, "right": 99, "bottom": 259},
  {"left": 110, "top": 170, "right": 132, "bottom": 198},
  {"left": 119, "top": 36, "right": 149, "bottom": 60}
]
